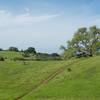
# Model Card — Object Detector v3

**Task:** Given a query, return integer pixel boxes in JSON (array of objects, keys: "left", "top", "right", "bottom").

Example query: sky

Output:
[{"left": 0, "top": 0, "right": 100, "bottom": 53}]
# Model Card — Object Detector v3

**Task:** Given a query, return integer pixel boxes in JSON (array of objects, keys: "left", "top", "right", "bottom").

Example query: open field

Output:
[
  {"left": 0, "top": 51, "right": 100, "bottom": 100},
  {"left": 21, "top": 56, "right": 100, "bottom": 100}
]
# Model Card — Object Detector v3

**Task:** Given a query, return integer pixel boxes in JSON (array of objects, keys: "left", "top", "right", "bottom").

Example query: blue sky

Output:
[{"left": 0, "top": 0, "right": 100, "bottom": 53}]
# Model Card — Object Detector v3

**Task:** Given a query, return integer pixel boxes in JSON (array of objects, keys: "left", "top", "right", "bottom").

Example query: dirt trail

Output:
[{"left": 14, "top": 61, "right": 77, "bottom": 100}]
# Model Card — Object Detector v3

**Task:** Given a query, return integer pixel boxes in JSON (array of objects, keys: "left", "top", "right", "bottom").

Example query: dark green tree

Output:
[
  {"left": 22, "top": 47, "right": 36, "bottom": 57},
  {"left": 24, "top": 47, "right": 36, "bottom": 54},
  {"left": 8, "top": 47, "right": 19, "bottom": 52},
  {"left": 0, "top": 48, "right": 3, "bottom": 51}
]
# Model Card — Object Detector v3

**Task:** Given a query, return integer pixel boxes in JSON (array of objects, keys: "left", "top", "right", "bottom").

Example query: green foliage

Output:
[
  {"left": 62, "top": 26, "right": 100, "bottom": 59},
  {"left": 0, "top": 48, "right": 3, "bottom": 51},
  {"left": 0, "top": 56, "right": 4, "bottom": 61},
  {"left": 24, "top": 47, "right": 36, "bottom": 54},
  {"left": 22, "top": 47, "right": 36, "bottom": 58},
  {"left": 21, "top": 47, "right": 61, "bottom": 60},
  {"left": 61, "top": 48, "right": 75, "bottom": 59},
  {"left": 8, "top": 47, "right": 19, "bottom": 52},
  {"left": 35, "top": 53, "right": 61, "bottom": 61}
]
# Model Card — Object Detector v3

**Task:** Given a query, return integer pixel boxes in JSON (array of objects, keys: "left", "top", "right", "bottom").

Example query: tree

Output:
[
  {"left": 61, "top": 26, "right": 100, "bottom": 59},
  {"left": 89, "top": 26, "right": 100, "bottom": 55},
  {"left": 23, "top": 47, "right": 36, "bottom": 57},
  {"left": 24, "top": 47, "right": 36, "bottom": 54},
  {"left": 8, "top": 47, "right": 19, "bottom": 52},
  {"left": 0, "top": 48, "right": 3, "bottom": 51}
]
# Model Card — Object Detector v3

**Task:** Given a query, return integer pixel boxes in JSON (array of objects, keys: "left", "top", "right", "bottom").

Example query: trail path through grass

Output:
[{"left": 14, "top": 61, "right": 78, "bottom": 100}]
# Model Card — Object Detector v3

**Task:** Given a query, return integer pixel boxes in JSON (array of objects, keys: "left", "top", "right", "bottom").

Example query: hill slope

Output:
[
  {"left": 21, "top": 56, "right": 100, "bottom": 100},
  {"left": 0, "top": 56, "right": 100, "bottom": 100},
  {"left": 0, "top": 51, "right": 22, "bottom": 59}
]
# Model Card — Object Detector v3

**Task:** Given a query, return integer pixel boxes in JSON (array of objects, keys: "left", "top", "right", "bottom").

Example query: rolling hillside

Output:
[
  {"left": 0, "top": 52, "right": 100, "bottom": 100},
  {"left": 0, "top": 51, "right": 22, "bottom": 59},
  {"left": 21, "top": 56, "right": 100, "bottom": 100}
]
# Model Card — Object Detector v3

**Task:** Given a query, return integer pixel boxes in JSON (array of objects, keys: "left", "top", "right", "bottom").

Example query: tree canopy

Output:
[
  {"left": 24, "top": 47, "right": 36, "bottom": 54},
  {"left": 61, "top": 26, "right": 100, "bottom": 59}
]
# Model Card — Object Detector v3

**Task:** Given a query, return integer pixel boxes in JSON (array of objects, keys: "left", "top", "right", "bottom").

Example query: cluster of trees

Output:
[
  {"left": 21, "top": 47, "right": 60, "bottom": 61},
  {"left": 0, "top": 47, "right": 60, "bottom": 61},
  {"left": 61, "top": 26, "right": 100, "bottom": 59},
  {"left": 0, "top": 47, "right": 36, "bottom": 53}
]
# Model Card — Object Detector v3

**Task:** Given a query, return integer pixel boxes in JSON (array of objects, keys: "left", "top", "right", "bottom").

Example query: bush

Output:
[
  {"left": 67, "top": 68, "right": 72, "bottom": 72},
  {"left": 22, "top": 52, "right": 30, "bottom": 57},
  {"left": 35, "top": 53, "right": 61, "bottom": 61},
  {"left": 0, "top": 57, "right": 5, "bottom": 61},
  {"left": 13, "top": 57, "right": 25, "bottom": 61}
]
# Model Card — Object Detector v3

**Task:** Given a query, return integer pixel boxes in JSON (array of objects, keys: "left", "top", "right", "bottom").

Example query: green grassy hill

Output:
[
  {"left": 0, "top": 51, "right": 22, "bottom": 59},
  {"left": 0, "top": 53, "right": 100, "bottom": 100}
]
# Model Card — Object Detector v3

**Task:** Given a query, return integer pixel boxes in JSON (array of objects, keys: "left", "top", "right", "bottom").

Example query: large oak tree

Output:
[{"left": 61, "top": 26, "right": 100, "bottom": 59}]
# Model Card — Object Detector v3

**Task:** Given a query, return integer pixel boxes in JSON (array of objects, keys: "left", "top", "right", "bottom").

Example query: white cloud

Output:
[
  {"left": 13, "top": 14, "right": 59, "bottom": 25},
  {"left": 0, "top": 10, "right": 59, "bottom": 27}
]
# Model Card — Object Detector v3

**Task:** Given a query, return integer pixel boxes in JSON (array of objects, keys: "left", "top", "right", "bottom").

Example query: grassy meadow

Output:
[{"left": 0, "top": 51, "right": 100, "bottom": 100}]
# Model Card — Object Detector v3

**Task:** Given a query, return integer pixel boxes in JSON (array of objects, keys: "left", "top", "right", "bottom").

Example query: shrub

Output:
[
  {"left": 0, "top": 57, "right": 5, "bottom": 61},
  {"left": 67, "top": 68, "right": 72, "bottom": 72},
  {"left": 13, "top": 57, "right": 25, "bottom": 61}
]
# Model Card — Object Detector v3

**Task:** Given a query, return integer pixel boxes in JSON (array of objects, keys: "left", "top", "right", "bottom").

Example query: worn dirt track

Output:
[{"left": 14, "top": 61, "right": 77, "bottom": 100}]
